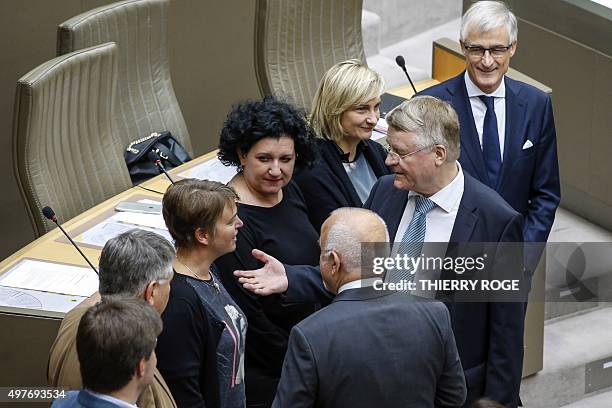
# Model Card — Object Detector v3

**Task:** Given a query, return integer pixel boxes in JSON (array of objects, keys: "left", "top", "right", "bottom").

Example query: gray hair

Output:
[
  {"left": 322, "top": 208, "right": 390, "bottom": 274},
  {"left": 460, "top": 1, "right": 518, "bottom": 44},
  {"left": 99, "top": 229, "right": 175, "bottom": 297},
  {"left": 386, "top": 95, "right": 460, "bottom": 162}
]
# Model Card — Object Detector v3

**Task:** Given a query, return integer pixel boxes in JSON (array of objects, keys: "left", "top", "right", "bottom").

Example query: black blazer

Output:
[
  {"left": 273, "top": 287, "right": 466, "bottom": 408},
  {"left": 365, "top": 173, "right": 525, "bottom": 408},
  {"left": 294, "top": 138, "right": 391, "bottom": 232}
]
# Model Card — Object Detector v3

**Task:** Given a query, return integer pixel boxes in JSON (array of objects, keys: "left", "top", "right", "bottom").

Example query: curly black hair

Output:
[{"left": 218, "top": 96, "right": 317, "bottom": 169}]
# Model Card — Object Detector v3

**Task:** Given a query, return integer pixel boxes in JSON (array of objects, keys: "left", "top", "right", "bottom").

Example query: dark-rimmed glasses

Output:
[{"left": 462, "top": 42, "right": 513, "bottom": 59}]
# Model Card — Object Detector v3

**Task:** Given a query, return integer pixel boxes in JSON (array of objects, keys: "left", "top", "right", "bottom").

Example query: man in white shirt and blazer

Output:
[{"left": 272, "top": 208, "right": 467, "bottom": 408}]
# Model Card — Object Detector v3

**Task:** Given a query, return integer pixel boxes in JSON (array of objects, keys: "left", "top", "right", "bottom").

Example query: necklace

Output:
[{"left": 177, "top": 259, "right": 220, "bottom": 293}]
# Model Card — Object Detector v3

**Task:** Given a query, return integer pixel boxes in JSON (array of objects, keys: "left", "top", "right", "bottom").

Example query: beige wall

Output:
[
  {"left": 0, "top": 0, "right": 261, "bottom": 260},
  {"left": 502, "top": 0, "right": 612, "bottom": 231},
  {"left": 510, "top": 19, "right": 612, "bottom": 231},
  {"left": 461, "top": 0, "right": 612, "bottom": 231}
]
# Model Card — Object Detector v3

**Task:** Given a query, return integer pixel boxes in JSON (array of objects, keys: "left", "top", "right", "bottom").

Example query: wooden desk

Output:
[
  {"left": 0, "top": 150, "right": 217, "bottom": 284},
  {"left": 0, "top": 151, "right": 216, "bottom": 392},
  {"left": 387, "top": 78, "right": 439, "bottom": 99}
]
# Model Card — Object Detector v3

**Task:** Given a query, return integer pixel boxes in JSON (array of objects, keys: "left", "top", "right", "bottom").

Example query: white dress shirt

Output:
[
  {"left": 337, "top": 278, "right": 378, "bottom": 294},
  {"left": 89, "top": 390, "right": 138, "bottom": 407},
  {"left": 464, "top": 71, "right": 506, "bottom": 161},
  {"left": 393, "top": 163, "right": 465, "bottom": 247}
]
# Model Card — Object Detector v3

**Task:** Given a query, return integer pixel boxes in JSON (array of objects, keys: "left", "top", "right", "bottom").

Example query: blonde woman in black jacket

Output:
[{"left": 294, "top": 59, "right": 391, "bottom": 232}]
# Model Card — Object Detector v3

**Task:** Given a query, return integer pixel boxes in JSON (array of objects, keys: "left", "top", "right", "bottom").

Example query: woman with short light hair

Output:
[
  {"left": 157, "top": 179, "right": 248, "bottom": 408},
  {"left": 295, "top": 59, "right": 391, "bottom": 232}
]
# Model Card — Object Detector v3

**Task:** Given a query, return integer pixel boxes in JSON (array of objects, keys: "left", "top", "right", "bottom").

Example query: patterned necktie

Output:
[
  {"left": 386, "top": 196, "right": 436, "bottom": 284},
  {"left": 479, "top": 95, "right": 502, "bottom": 188}
]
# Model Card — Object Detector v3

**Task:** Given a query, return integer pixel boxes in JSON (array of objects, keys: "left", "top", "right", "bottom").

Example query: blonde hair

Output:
[
  {"left": 386, "top": 96, "right": 460, "bottom": 162},
  {"left": 310, "top": 59, "right": 384, "bottom": 142}
]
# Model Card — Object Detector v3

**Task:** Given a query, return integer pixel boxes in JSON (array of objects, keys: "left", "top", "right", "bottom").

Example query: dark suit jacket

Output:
[
  {"left": 364, "top": 173, "right": 525, "bottom": 408},
  {"left": 419, "top": 73, "right": 560, "bottom": 249},
  {"left": 294, "top": 138, "right": 391, "bottom": 232},
  {"left": 52, "top": 389, "right": 123, "bottom": 407},
  {"left": 272, "top": 287, "right": 466, "bottom": 408},
  {"left": 47, "top": 294, "right": 176, "bottom": 408}
]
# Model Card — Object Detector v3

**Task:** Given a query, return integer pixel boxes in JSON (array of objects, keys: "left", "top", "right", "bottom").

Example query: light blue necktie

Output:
[{"left": 386, "top": 196, "right": 436, "bottom": 283}]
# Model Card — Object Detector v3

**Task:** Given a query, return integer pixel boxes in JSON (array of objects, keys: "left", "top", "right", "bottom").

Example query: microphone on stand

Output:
[
  {"left": 395, "top": 55, "right": 418, "bottom": 95},
  {"left": 148, "top": 151, "right": 175, "bottom": 184},
  {"left": 41, "top": 206, "right": 99, "bottom": 275}
]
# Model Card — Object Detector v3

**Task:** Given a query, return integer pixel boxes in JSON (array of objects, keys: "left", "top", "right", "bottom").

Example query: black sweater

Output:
[
  {"left": 215, "top": 181, "right": 321, "bottom": 407},
  {"left": 156, "top": 270, "right": 247, "bottom": 408}
]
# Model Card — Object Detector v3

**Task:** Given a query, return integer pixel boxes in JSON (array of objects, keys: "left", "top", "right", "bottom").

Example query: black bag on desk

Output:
[{"left": 124, "top": 131, "right": 191, "bottom": 185}]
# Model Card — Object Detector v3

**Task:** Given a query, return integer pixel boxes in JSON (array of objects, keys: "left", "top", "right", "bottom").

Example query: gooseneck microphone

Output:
[
  {"left": 395, "top": 55, "right": 418, "bottom": 95},
  {"left": 148, "top": 151, "right": 175, "bottom": 184},
  {"left": 42, "top": 206, "right": 99, "bottom": 275}
]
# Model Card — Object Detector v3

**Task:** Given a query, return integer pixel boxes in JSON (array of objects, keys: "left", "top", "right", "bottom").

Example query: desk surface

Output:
[
  {"left": 387, "top": 79, "right": 439, "bottom": 99},
  {"left": 0, "top": 151, "right": 216, "bottom": 318}
]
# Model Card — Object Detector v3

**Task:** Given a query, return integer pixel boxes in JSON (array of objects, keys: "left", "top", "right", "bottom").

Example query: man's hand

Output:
[{"left": 234, "top": 249, "right": 288, "bottom": 295}]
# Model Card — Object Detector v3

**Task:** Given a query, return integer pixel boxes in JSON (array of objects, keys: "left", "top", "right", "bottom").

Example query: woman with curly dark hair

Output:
[{"left": 215, "top": 96, "right": 322, "bottom": 408}]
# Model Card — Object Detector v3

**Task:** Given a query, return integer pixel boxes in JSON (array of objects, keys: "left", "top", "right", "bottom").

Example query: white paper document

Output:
[
  {"left": 139, "top": 199, "right": 162, "bottom": 205},
  {"left": 75, "top": 213, "right": 173, "bottom": 248},
  {"left": 591, "top": 0, "right": 612, "bottom": 10},
  {"left": 0, "top": 286, "right": 86, "bottom": 313},
  {"left": 178, "top": 157, "right": 237, "bottom": 183},
  {"left": 0, "top": 259, "right": 98, "bottom": 297},
  {"left": 372, "top": 129, "right": 386, "bottom": 141},
  {"left": 374, "top": 118, "right": 388, "bottom": 133},
  {"left": 371, "top": 118, "right": 388, "bottom": 141}
]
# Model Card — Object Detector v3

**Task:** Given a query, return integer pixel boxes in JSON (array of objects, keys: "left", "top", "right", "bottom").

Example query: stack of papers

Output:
[{"left": 75, "top": 199, "right": 173, "bottom": 248}]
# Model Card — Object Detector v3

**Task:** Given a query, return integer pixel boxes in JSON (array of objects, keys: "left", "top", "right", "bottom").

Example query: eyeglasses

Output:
[
  {"left": 463, "top": 42, "right": 513, "bottom": 59},
  {"left": 387, "top": 145, "right": 433, "bottom": 162}
]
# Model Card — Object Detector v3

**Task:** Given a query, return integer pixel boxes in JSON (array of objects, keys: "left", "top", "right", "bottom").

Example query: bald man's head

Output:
[{"left": 319, "top": 208, "right": 389, "bottom": 293}]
